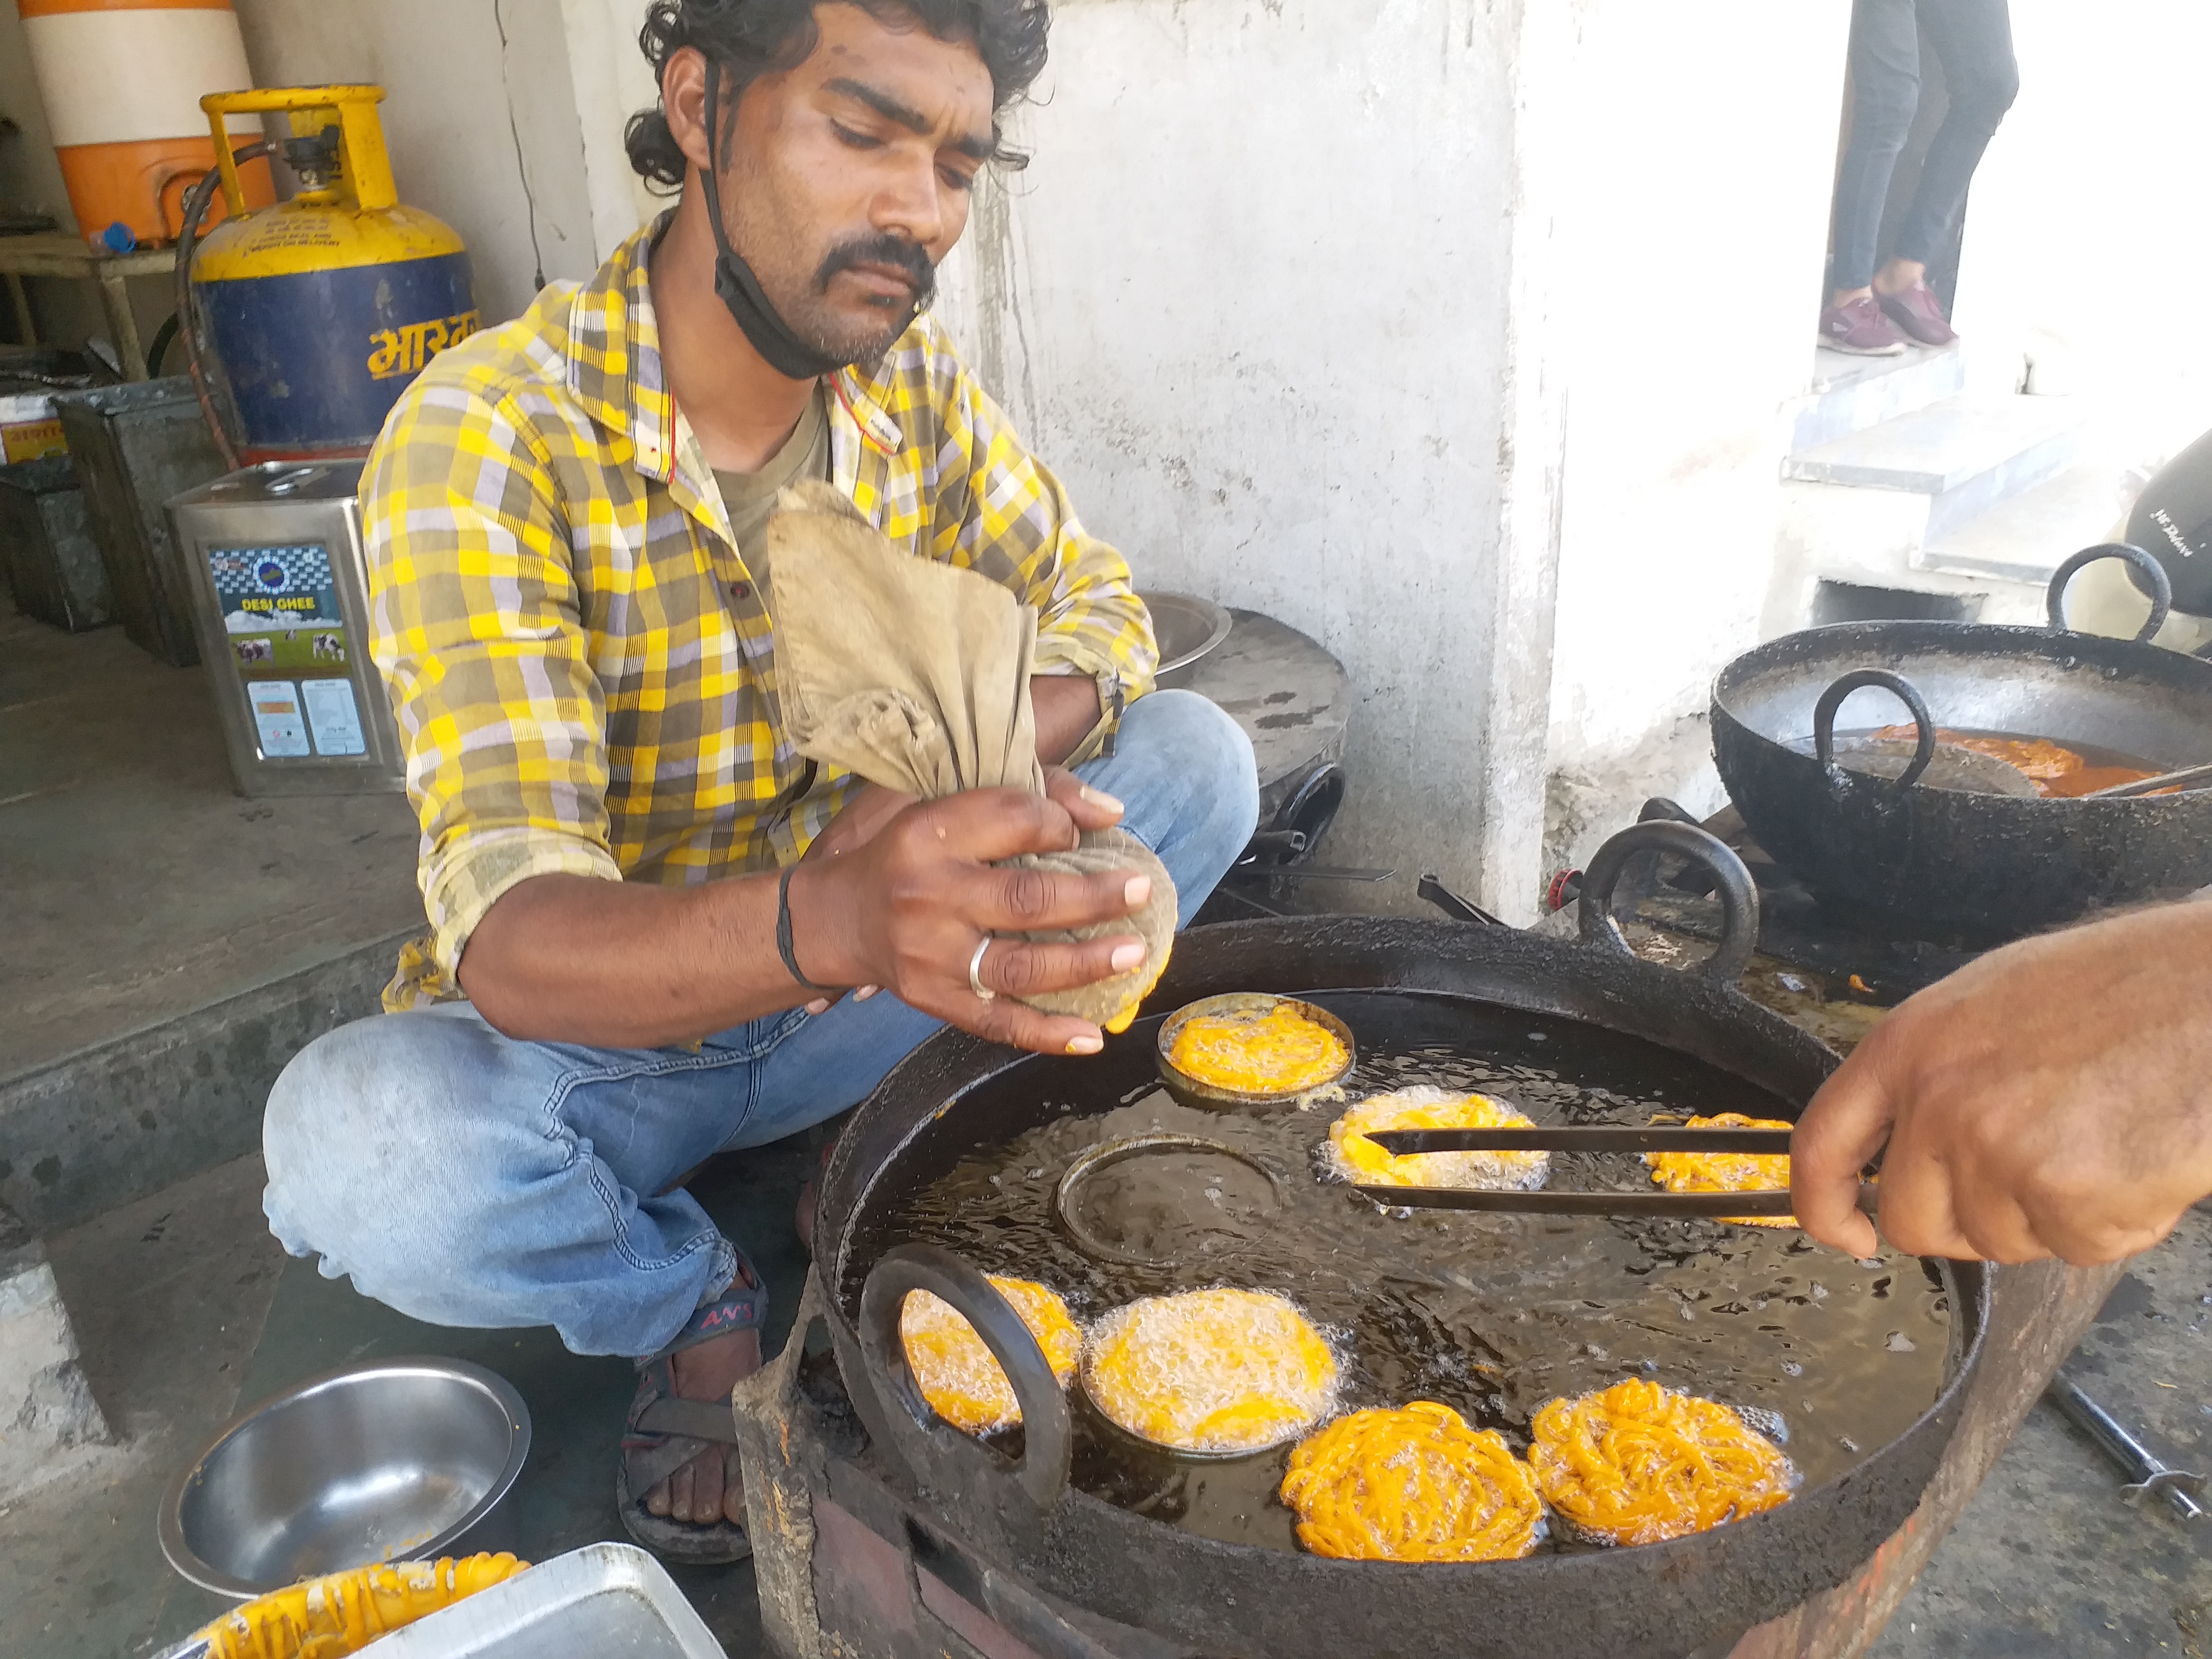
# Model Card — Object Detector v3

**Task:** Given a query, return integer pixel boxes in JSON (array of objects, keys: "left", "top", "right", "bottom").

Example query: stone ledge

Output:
[
  {"left": 0, "top": 1204, "right": 111, "bottom": 1504},
  {"left": 0, "top": 930, "right": 410, "bottom": 1235}
]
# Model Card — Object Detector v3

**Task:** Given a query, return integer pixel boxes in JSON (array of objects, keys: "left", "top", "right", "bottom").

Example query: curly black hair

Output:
[{"left": 625, "top": 0, "right": 1050, "bottom": 191}]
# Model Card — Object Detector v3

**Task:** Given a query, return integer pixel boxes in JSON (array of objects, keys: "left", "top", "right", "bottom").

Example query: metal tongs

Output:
[{"left": 1353, "top": 1125, "right": 1879, "bottom": 1218}]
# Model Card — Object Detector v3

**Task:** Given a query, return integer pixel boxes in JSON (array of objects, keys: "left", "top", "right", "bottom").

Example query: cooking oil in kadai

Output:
[{"left": 857, "top": 992, "right": 1953, "bottom": 1554}]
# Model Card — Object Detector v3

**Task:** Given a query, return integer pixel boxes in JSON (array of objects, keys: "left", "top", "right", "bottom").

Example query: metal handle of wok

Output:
[
  {"left": 1812, "top": 668, "right": 1938, "bottom": 790},
  {"left": 2047, "top": 543, "right": 2173, "bottom": 644},
  {"left": 1575, "top": 819, "right": 1761, "bottom": 985},
  {"left": 856, "top": 1243, "right": 1072, "bottom": 1515}
]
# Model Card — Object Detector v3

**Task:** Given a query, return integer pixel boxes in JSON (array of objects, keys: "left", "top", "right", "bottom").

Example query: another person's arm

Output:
[
  {"left": 366, "top": 380, "right": 1142, "bottom": 1054},
  {"left": 1791, "top": 902, "right": 2212, "bottom": 1264}
]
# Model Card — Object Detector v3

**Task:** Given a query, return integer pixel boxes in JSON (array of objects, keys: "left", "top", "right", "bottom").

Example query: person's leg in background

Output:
[
  {"left": 1875, "top": 0, "right": 2018, "bottom": 345},
  {"left": 1822, "top": 0, "right": 1923, "bottom": 355}
]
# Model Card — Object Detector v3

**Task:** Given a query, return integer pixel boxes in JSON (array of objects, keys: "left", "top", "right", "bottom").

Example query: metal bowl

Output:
[
  {"left": 1155, "top": 991, "right": 1356, "bottom": 1108},
  {"left": 158, "top": 1357, "right": 531, "bottom": 1599},
  {"left": 1141, "top": 592, "right": 1232, "bottom": 688}
]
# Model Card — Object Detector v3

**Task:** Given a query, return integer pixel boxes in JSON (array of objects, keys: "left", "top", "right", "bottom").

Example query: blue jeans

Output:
[
  {"left": 262, "top": 691, "right": 1258, "bottom": 1358},
  {"left": 1827, "top": 0, "right": 2018, "bottom": 292}
]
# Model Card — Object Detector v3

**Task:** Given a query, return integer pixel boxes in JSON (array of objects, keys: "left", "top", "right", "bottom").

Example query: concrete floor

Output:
[
  {"left": 0, "top": 1145, "right": 808, "bottom": 1658},
  {"left": 0, "top": 598, "right": 419, "bottom": 1081},
  {"left": 1869, "top": 1205, "right": 2212, "bottom": 1659},
  {"left": 1, "top": 1144, "right": 2202, "bottom": 1658}
]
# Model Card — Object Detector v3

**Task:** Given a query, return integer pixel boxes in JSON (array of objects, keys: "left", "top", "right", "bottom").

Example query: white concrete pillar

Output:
[
  {"left": 0, "top": 1221, "right": 111, "bottom": 1505},
  {"left": 1518, "top": 0, "right": 1854, "bottom": 880}
]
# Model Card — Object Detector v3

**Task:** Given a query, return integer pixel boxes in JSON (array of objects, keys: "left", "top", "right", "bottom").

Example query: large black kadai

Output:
[
  {"left": 810, "top": 825, "right": 1992, "bottom": 1659},
  {"left": 1713, "top": 544, "right": 2212, "bottom": 942}
]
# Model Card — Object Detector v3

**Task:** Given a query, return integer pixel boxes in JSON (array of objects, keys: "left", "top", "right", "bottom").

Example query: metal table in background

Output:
[{"left": 0, "top": 232, "right": 176, "bottom": 380}]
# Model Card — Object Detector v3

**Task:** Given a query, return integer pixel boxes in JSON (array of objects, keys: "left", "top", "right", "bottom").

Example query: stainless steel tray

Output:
[{"left": 363, "top": 1544, "right": 722, "bottom": 1658}]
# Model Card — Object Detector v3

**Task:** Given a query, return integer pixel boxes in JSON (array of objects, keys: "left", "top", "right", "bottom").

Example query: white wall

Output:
[
  {"left": 1955, "top": 0, "right": 2212, "bottom": 469},
  {"left": 935, "top": 0, "right": 1523, "bottom": 903},
  {"left": 231, "top": 0, "right": 603, "bottom": 325},
  {"left": 1532, "top": 0, "right": 1854, "bottom": 880},
  {"left": 560, "top": 0, "right": 667, "bottom": 263},
  {"left": 0, "top": 6, "right": 75, "bottom": 234},
  {"left": 0, "top": 3, "right": 139, "bottom": 349}
]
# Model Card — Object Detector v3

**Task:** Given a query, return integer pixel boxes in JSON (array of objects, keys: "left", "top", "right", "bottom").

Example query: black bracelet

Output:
[{"left": 777, "top": 863, "right": 838, "bottom": 993}]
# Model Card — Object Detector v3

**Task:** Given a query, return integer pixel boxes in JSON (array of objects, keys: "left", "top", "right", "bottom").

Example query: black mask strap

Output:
[{"left": 699, "top": 67, "right": 848, "bottom": 382}]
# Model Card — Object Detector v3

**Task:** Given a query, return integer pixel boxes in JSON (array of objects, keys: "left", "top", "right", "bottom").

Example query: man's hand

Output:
[
  {"left": 787, "top": 777, "right": 1146, "bottom": 1055},
  {"left": 1791, "top": 902, "right": 2212, "bottom": 1265},
  {"left": 807, "top": 769, "right": 1112, "bottom": 867}
]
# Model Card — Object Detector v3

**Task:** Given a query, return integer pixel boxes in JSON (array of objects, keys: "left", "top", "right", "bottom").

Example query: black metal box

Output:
[
  {"left": 0, "top": 454, "right": 113, "bottom": 631},
  {"left": 53, "top": 378, "right": 227, "bottom": 666}
]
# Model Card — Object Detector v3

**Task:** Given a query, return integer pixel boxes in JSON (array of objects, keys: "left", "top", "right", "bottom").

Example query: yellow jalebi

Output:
[
  {"left": 1280, "top": 1402, "right": 1545, "bottom": 1562},
  {"left": 1100, "top": 942, "right": 1171, "bottom": 1034},
  {"left": 1529, "top": 1379, "right": 1797, "bottom": 1547},
  {"left": 1082, "top": 1287, "right": 1338, "bottom": 1454},
  {"left": 196, "top": 1554, "right": 529, "bottom": 1659},
  {"left": 1166, "top": 1001, "right": 1348, "bottom": 1095},
  {"left": 901, "top": 1276, "right": 1082, "bottom": 1435},
  {"left": 1644, "top": 1112, "right": 1796, "bottom": 1227},
  {"left": 1328, "top": 1086, "right": 1549, "bottom": 1191}
]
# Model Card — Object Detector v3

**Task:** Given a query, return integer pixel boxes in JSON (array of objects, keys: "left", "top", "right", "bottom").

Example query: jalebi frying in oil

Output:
[
  {"left": 1643, "top": 1112, "right": 1796, "bottom": 1226},
  {"left": 1328, "top": 1085, "right": 1549, "bottom": 1191},
  {"left": 196, "top": 1555, "right": 529, "bottom": 1659},
  {"left": 1528, "top": 1378, "right": 1797, "bottom": 1546},
  {"left": 1280, "top": 1401, "right": 1546, "bottom": 1562},
  {"left": 901, "top": 1276, "right": 1082, "bottom": 1435},
  {"left": 1082, "top": 1287, "right": 1338, "bottom": 1454},
  {"left": 1166, "top": 1000, "right": 1348, "bottom": 1096}
]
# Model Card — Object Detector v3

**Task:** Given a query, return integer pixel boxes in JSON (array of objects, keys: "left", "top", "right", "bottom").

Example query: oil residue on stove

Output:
[{"left": 846, "top": 991, "right": 1953, "bottom": 1557}]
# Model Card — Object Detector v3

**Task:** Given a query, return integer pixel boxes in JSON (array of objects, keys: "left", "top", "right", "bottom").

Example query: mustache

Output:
[{"left": 815, "top": 233, "right": 937, "bottom": 305}]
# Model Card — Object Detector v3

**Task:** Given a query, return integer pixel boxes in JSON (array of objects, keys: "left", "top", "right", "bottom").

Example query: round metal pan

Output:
[{"left": 1154, "top": 991, "right": 1356, "bottom": 1108}]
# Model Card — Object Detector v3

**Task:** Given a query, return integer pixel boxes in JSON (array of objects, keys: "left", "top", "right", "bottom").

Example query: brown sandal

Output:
[{"left": 615, "top": 1260, "right": 765, "bottom": 1563}]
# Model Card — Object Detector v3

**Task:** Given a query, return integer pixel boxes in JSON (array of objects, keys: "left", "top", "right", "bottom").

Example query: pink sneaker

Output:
[
  {"left": 1877, "top": 282, "right": 1958, "bottom": 347},
  {"left": 1818, "top": 295, "right": 1906, "bottom": 356}
]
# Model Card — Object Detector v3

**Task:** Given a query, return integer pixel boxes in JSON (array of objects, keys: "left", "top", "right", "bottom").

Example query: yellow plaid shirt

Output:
[{"left": 363, "top": 220, "right": 1156, "bottom": 1009}]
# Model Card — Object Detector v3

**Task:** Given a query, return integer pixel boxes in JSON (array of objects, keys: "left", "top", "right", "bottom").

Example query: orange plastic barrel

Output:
[{"left": 17, "top": 0, "right": 274, "bottom": 248}]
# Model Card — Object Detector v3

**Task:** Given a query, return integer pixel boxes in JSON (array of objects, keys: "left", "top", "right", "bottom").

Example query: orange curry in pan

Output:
[{"left": 1872, "top": 726, "right": 2169, "bottom": 797}]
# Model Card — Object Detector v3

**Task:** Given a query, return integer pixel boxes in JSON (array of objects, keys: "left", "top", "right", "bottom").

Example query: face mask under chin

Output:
[{"left": 697, "top": 68, "right": 927, "bottom": 380}]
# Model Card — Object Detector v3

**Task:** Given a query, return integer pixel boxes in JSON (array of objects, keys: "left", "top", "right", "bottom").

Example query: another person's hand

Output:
[
  {"left": 1791, "top": 902, "right": 2212, "bottom": 1264},
  {"left": 786, "top": 777, "right": 1146, "bottom": 1055}
]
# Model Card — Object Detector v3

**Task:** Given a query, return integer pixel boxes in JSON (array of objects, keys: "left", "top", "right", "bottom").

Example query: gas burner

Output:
[{"left": 1566, "top": 798, "right": 1983, "bottom": 1006}]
